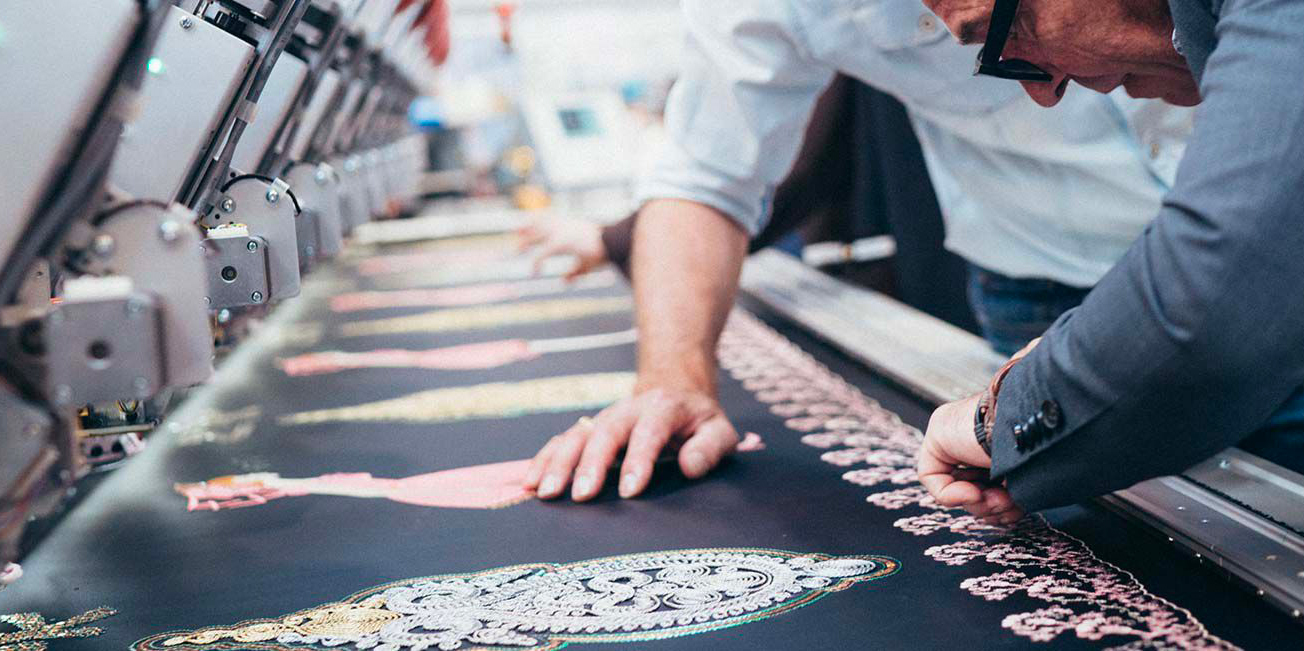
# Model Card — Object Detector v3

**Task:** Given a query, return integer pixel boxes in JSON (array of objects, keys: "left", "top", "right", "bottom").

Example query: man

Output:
[
  {"left": 522, "top": 0, "right": 1192, "bottom": 504},
  {"left": 918, "top": 0, "right": 1304, "bottom": 522}
]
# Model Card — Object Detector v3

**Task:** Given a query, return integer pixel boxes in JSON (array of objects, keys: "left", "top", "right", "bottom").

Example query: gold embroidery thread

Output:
[
  {"left": 0, "top": 607, "right": 116, "bottom": 651},
  {"left": 340, "top": 296, "right": 632, "bottom": 338},
  {"left": 279, "top": 372, "right": 636, "bottom": 425}
]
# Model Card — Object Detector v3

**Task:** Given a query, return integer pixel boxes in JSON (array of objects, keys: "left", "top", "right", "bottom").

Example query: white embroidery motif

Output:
[{"left": 137, "top": 549, "right": 897, "bottom": 650}]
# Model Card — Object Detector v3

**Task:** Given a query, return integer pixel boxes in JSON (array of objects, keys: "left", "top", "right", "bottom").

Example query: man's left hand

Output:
[{"left": 917, "top": 392, "right": 1025, "bottom": 525}]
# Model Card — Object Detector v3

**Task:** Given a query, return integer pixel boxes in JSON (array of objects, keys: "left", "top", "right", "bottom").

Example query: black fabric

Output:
[{"left": 0, "top": 240, "right": 1297, "bottom": 649}]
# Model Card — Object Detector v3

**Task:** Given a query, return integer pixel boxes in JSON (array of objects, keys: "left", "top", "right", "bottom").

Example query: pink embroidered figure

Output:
[
  {"left": 176, "top": 434, "right": 767, "bottom": 513},
  {"left": 176, "top": 459, "right": 536, "bottom": 512},
  {"left": 279, "top": 340, "right": 538, "bottom": 376},
  {"left": 277, "top": 329, "right": 637, "bottom": 377}
]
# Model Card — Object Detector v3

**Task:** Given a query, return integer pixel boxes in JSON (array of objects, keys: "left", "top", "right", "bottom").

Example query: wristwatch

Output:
[{"left": 973, "top": 391, "right": 992, "bottom": 456}]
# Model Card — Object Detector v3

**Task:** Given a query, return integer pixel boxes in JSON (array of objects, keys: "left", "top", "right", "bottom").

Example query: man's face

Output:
[{"left": 924, "top": 0, "right": 1201, "bottom": 107}]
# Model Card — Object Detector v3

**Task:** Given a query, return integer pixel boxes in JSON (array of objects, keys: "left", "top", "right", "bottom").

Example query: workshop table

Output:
[{"left": 1, "top": 229, "right": 1300, "bottom": 650}]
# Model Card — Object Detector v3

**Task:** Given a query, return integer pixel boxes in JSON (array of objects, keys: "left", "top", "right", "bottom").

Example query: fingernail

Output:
[
  {"left": 683, "top": 452, "right": 708, "bottom": 477},
  {"left": 619, "top": 472, "right": 640, "bottom": 498},
  {"left": 539, "top": 475, "right": 562, "bottom": 497},
  {"left": 573, "top": 473, "right": 595, "bottom": 498}
]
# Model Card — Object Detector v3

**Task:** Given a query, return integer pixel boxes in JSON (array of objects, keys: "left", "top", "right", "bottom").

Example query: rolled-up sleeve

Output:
[
  {"left": 990, "top": 0, "right": 1304, "bottom": 511},
  {"left": 635, "top": 0, "right": 835, "bottom": 234}
]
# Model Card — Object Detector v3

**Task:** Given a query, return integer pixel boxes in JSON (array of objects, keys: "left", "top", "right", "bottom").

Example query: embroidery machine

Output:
[
  {"left": 0, "top": 0, "right": 434, "bottom": 567},
  {"left": 1, "top": 1, "right": 1303, "bottom": 647}
]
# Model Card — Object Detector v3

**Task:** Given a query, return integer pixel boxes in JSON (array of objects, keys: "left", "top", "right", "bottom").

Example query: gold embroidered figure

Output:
[
  {"left": 369, "top": 256, "right": 584, "bottom": 290},
  {"left": 0, "top": 607, "right": 116, "bottom": 650},
  {"left": 279, "top": 372, "right": 636, "bottom": 426},
  {"left": 169, "top": 405, "right": 262, "bottom": 447},
  {"left": 339, "top": 296, "right": 632, "bottom": 338},
  {"left": 135, "top": 549, "right": 898, "bottom": 651}
]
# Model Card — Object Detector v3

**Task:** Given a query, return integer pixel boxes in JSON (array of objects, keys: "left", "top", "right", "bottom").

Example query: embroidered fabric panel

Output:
[
  {"left": 716, "top": 310, "right": 1236, "bottom": 650},
  {"left": 133, "top": 549, "right": 898, "bottom": 651},
  {"left": 279, "top": 372, "right": 636, "bottom": 425},
  {"left": 0, "top": 608, "right": 116, "bottom": 651},
  {"left": 339, "top": 297, "right": 633, "bottom": 338}
]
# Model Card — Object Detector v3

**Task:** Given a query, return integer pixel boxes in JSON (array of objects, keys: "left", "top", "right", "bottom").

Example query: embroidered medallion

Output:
[
  {"left": 0, "top": 607, "right": 116, "bottom": 650},
  {"left": 134, "top": 549, "right": 897, "bottom": 650},
  {"left": 717, "top": 310, "right": 1237, "bottom": 650},
  {"left": 339, "top": 297, "right": 632, "bottom": 338},
  {"left": 279, "top": 372, "right": 636, "bottom": 426}
]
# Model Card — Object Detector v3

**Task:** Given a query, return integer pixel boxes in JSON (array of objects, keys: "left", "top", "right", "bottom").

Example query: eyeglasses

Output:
[{"left": 972, "top": 0, "right": 1053, "bottom": 82}]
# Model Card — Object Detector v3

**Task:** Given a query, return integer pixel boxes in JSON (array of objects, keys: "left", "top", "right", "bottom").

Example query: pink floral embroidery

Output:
[
  {"left": 737, "top": 431, "right": 767, "bottom": 452},
  {"left": 718, "top": 310, "right": 1236, "bottom": 650},
  {"left": 865, "top": 486, "right": 938, "bottom": 511},
  {"left": 842, "top": 466, "right": 917, "bottom": 487}
]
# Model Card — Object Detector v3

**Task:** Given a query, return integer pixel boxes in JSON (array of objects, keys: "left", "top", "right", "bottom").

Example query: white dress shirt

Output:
[{"left": 635, "top": 0, "right": 1192, "bottom": 287}]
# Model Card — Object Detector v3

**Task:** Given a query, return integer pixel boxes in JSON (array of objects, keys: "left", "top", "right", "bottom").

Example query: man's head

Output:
[{"left": 924, "top": 0, "right": 1201, "bottom": 107}]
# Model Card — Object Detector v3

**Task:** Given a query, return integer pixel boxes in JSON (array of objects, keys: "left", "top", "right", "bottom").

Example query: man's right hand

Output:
[
  {"left": 523, "top": 386, "right": 740, "bottom": 501},
  {"left": 527, "top": 198, "right": 750, "bottom": 502}
]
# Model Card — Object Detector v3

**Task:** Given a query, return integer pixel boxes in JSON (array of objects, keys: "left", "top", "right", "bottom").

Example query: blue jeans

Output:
[
  {"left": 965, "top": 264, "right": 1091, "bottom": 357},
  {"left": 966, "top": 264, "right": 1304, "bottom": 474}
]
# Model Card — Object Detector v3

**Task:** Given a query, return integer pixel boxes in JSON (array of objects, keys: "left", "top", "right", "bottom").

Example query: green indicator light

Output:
[{"left": 146, "top": 57, "right": 165, "bottom": 75}]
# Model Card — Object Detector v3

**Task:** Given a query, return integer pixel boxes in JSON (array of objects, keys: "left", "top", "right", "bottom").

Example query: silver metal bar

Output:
[{"left": 739, "top": 249, "right": 1002, "bottom": 405}]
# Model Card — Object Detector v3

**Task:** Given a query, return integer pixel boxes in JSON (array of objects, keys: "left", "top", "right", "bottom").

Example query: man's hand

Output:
[
  {"left": 525, "top": 199, "right": 749, "bottom": 503},
  {"left": 918, "top": 338, "right": 1041, "bottom": 524},
  {"left": 515, "top": 216, "right": 608, "bottom": 281},
  {"left": 523, "top": 387, "right": 740, "bottom": 501},
  {"left": 917, "top": 392, "right": 1022, "bottom": 524}
]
